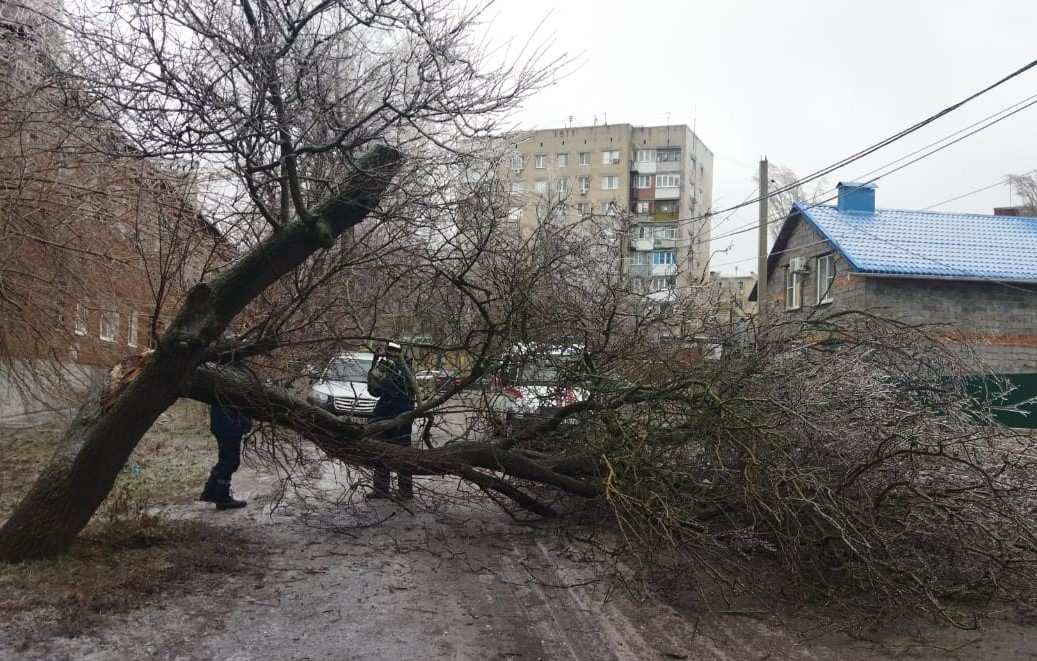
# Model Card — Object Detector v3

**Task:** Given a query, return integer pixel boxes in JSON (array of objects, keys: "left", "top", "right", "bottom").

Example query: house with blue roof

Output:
[{"left": 752, "top": 182, "right": 1037, "bottom": 423}]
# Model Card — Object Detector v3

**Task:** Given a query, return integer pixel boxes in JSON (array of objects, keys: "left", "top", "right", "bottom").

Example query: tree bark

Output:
[{"left": 0, "top": 147, "right": 401, "bottom": 563}]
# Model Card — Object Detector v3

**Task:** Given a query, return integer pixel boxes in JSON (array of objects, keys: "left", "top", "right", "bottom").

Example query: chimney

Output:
[{"left": 836, "top": 181, "right": 876, "bottom": 214}]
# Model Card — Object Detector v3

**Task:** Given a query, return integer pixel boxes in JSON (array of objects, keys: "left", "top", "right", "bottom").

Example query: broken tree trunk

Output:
[
  {"left": 0, "top": 147, "right": 401, "bottom": 563},
  {"left": 183, "top": 365, "right": 600, "bottom": 516}
]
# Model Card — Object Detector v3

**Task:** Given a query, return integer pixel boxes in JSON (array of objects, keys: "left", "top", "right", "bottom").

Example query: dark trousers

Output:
[
  {"left": 211, "top": 434, "right": 242, "bottom": 482},
  {"left": 372, "top": 422, "right": 413, "bottom": 496}
]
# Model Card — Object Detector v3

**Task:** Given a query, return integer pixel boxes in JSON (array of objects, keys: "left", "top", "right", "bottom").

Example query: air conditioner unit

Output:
[{"left": 790, "top": 256, "right": 809, "bottom": 273}]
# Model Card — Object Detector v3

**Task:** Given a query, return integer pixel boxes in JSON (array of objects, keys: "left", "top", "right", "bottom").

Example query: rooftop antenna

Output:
[
  {"left": 568, "top": 114, "right": 574, "bottom": 128},
  {"left": 593, "top": 114, "right": 598, "bottom": 127},
  {"left": 603, "top": 111, "right": 607, "bottom": 126}
]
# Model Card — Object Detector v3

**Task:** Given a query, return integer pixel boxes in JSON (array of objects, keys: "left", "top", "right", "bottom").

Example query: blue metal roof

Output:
[{"left": 794, "top": 203, "right": 1037, "bottom": 281}]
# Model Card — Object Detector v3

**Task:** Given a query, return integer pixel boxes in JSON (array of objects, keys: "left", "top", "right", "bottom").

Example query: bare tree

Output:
[
  {"left": 753, "top": 164, "right": 828, "bottom": 238},
  {"left": 1007, "top": 172, "right": 1037, "bottom": 215}
]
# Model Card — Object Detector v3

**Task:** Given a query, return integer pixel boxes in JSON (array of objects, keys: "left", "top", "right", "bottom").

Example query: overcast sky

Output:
[{"left": 484, "top": 0, "right": 1037, "bottom": 275}]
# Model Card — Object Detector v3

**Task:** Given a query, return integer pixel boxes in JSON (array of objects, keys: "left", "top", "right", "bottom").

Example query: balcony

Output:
[
  {"left": 656, "top": 159, "right": 681, "bottom": 172},
  {"left": 655, "top": 186, "right": 680, "bottom": 200},
  {"left": 653, "top": 211, "right": 678, "bottom": 221},
  {"left": 653, "top": 237, "right": 676, "bottom": 249},
  {"left": 630, "top": 160, "right": 656, "bottom": 174},
  {"left": 631, "top": 238, "right": 653, "bottom": 251},
  {"left": 651, "top": 263, "right": 677, "bottom": 277}
]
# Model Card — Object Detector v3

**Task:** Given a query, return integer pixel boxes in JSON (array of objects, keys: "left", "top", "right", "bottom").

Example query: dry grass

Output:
[
  {"left": 0, "top": 421, "right": 258, "bottom": 644},
  {"left": 0, "top": 516, "right": 254, "bottom": 643}
]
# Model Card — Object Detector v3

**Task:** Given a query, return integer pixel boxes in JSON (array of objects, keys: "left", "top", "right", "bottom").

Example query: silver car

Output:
[{"left": 307, "top": 352, "right": 379, "bottom": 418}]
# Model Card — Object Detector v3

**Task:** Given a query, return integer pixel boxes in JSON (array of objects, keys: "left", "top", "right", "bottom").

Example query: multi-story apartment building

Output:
[{"left": 503, "top": 123, "right": 714, "bottom": 292}]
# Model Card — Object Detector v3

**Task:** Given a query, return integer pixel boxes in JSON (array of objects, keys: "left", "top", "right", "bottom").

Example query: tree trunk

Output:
[{"left": 0, "top": 147, "right": 401, "bottom": 563}]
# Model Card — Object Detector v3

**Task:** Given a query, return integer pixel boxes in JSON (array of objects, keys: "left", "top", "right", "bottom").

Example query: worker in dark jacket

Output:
[
  {"left": 368, "top": 341, "right": 419, "bottom": 500},
  {"left": 199, "top": 403, "right": 251, "bottom": 509}
]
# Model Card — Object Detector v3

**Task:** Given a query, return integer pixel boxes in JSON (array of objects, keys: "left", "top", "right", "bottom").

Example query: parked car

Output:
[
  {"left": 307, "top": 352, "right": 379, "bottom": 418},
  {"left": 487, "top": 346, "right": 588, "bottom": 434}
]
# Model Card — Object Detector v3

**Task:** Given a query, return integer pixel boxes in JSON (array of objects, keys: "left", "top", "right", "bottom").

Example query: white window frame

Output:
[
  {"left": 73, "top": 302, "right": 87, "bottom": 336},
  {"left": 508, "top": 206, "right": 523, "bottom": 220},
  {"left": 636, "top": 149, "right": 655, "bottom": 163},
  {"left": 636, "top": 174, "right": 651, "bottom": 189},
  {"left": 510, "top": 154, "right": 524, "bottom": 171},
  {"left": 578, "top": 176, "right": 590, "bottom": 193},
  {"left": 601, "top": 175, "right": 618, "bottom": 191},
  {"left": 656, "top": 174, "right": 681, "bottom": 188},
  {"left": 602, "top": 150, "right": 620, "bottom": 165},
  {"left": 654, "top": 227, "right": 677, "bottom": 240},
  {"left": 534, "top": 154, "right": 547, "bottom": 169},
  {"left": 534, "top": 179, "right": 548, "bottom": 194},
  {"left": 556, "top": 178, "right": 569, "bottom": 193},
  {"left": 632, "top": 252, "right": 648, "bottom": 265},
  {"left": 785, "top": 267, "right": 802, "bottom": 311},
  {"left": 652, "top": 250, "right": 676, "bottom": 265},
  {"left": 556, "top": 153, "right": 568, "bottom": 168},
  {"left": 510, "top": 181, "right": 525, "bottom": 193},
  {"left": 816, "top": 254, "right": 835, "bottom": 305},
  {"left": 578, "top": 152, "right": 591, "bottom": 166},
  {"left": 576, "top": 202, "right": 590, "bottom": 215},
  {"left": 636, "top": 200, "right": 650, "bottom": 214},
  {"left": 99, "top": 310, "right": 119, "bottom": 343},
  {"left": 127, "top": 312, "right": 138, "bottom": 348}
]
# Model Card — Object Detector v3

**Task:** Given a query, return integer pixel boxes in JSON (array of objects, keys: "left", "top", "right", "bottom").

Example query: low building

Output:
[{"left": 752, "top": 181, "right": 1037, "bottom": 424}]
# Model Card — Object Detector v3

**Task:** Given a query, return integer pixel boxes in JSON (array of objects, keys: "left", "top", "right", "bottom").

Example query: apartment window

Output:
[
  {"left": 534, "top": 179, "right": 548, "bottom": 194},
  {"left": 656, "top": 174, "right": 680, "bottom": 188},
  {"left": 637, "top": 225, "right": 650, "bottom": 239},
  {"left": 657, "top": 149, "right": 681, "bottom": 162},
  {"left": 557, "top": 153, "right": 568, "bottom": 168},
  {"left": 654, "top": 227, "right": 677, "bottom": 240},
  {"left": 508, "top": 206, "right": 523, "bottom": 220},
  {"left": 636, "top": 174, "right": 652, "bottom": 189},
  {"left": 816, "top": 254, "right": 835, "bottom": 304},
  {"left": 652, "top": 250, "right": 676, "bottom": 265},
  {"left": 578, "top": 152, "right": 591, "bottom": 166},
  {"left": 510, "top": 181, "right": 525, "bottom": 193},
  {"left": 73, "top": 302, "right": 87, "bottom": 336},
  {"left": 99, "top": 310, "right": 119, "bottom": 343},
  {"left": 578, "top": 176, "right": 591, "bottom": 193},
  {"left": 636, "top": 149, "right": 655, "bottom": 162},
  {"left": 651, "top": 276, "right": 676, "bottom": 291},
  {"left": 601, "top": 201, "right": 617, "bottom": 216},
  {"left": 534, "top": 154, "right": 547, "bottom": 169},
  {"left": 631, "top": 252, "right": 649, "bottom": 265},
  {"left": 576, "top": 202, "right": 590, "bottom": 215},
  {"left": 510, "top": 154, "right": 524, "bottom": 171},
  {"left": 636, "top": 200, "right": 650, "bottom": 214},
  {"left": 602, "top": 149, "right": 620, "bottom": 165},
  {"left": 556, "top": 178, "right": 569, "bottom": 193},
  {"left": 145, "top": 316, "right": 158, "bottom": 349},
  {"left": 601, "top": 175, "right": 619, "bottom": 190},
  {"left": 127, "top": 312, "right": 138, "bottom": 348},
  {"left": 657, "top": 200, "right": 678, "bottom": 213},
  {"left": 784, "top": 267, "right": 802, "bottom": 310}
]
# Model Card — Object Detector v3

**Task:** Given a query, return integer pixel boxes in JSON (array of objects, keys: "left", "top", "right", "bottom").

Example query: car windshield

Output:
[
  {"left": 324, "top": 356, "right": 373, "bottom": 382},
  {"left": 503, "top": 359, "right": 560, "bottom": 385}
]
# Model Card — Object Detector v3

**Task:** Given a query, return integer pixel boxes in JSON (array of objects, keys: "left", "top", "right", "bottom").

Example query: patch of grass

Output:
[{"left": 0, "top": 516, "right": 255, "bottom": 642}]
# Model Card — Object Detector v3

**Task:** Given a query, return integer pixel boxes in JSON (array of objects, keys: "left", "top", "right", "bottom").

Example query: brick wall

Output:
[{"left": 765, "top": 218, "right": 1037, "bottom": 374}]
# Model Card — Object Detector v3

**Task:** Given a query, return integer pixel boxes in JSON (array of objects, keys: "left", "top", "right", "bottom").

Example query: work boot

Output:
[
  {"left": 215, "top": 480, "right": 247, "bottom": 510},
  {"left": 198, "top": 473, "right": 221, "bottom": 503}
]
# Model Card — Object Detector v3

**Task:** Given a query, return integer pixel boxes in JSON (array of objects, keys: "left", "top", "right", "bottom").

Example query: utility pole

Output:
[{"left": 757, "top": 158, "right": 769, "bottom": 327}]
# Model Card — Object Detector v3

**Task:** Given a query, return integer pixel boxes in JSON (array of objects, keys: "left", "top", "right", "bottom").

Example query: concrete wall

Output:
[{"left": 765, "top": 218, "right": 1037, "bottom": 374}]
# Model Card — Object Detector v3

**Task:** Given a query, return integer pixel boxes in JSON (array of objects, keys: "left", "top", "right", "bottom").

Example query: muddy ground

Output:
[{"left": 4, "top": 422, "right": 1037, "bottom": 659}]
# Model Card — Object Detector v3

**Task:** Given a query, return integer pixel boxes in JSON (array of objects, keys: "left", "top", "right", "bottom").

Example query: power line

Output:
[
  {"left": 921, "top": 168, "right": 1037, "bottom": 210},
  {"left": 692, "top": 56, "right": 1037, "bottom": 226},
  {"left": 700, "top": 93, "right": 1037, "bottom": 246}
]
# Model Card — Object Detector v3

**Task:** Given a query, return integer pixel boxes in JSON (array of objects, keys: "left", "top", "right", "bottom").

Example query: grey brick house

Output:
[{"left": 751, "top": 182, "right": 1037, "bottom": 423}]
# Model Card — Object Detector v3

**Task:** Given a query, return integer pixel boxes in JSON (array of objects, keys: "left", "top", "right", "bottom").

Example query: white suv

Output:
[{"left": 307, "top": 352, "right": 379, "bottom": 418}]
